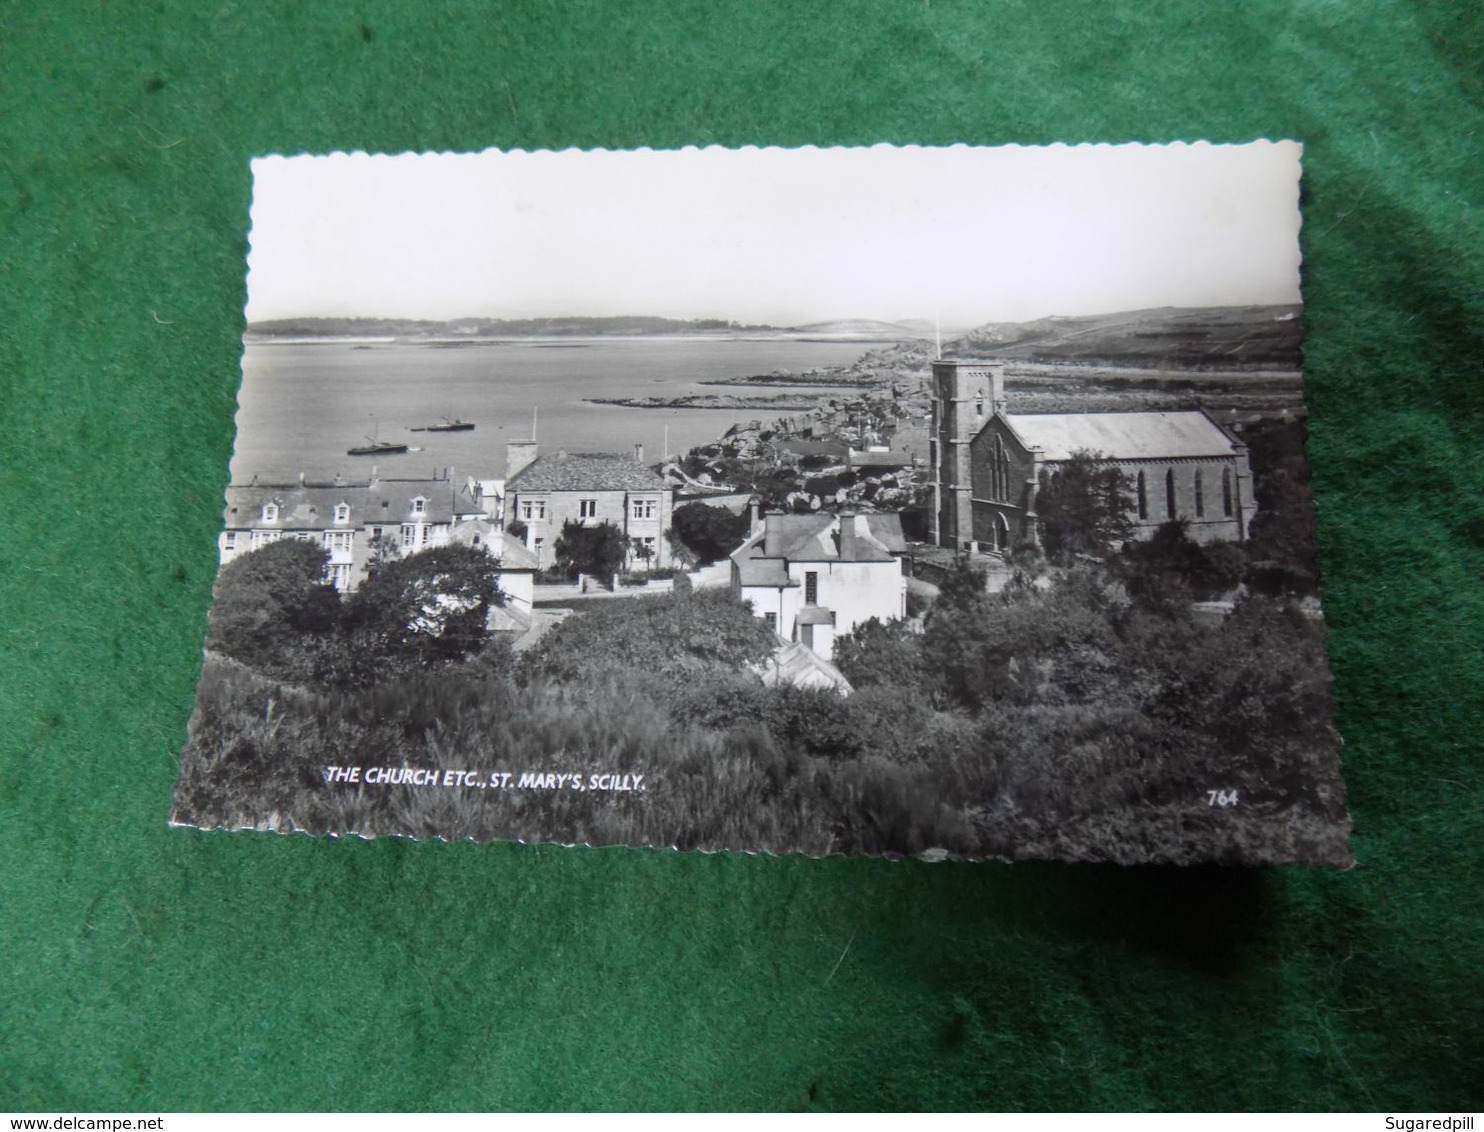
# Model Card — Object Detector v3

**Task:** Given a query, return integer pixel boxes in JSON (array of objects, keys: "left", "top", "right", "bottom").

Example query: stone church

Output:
[{"left": 929, "top": 359, "right": 1256, "bottom": 553}]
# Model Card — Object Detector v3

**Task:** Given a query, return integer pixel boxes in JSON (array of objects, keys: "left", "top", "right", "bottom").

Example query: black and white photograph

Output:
[{"left": 173, "top": 141, "right": 1349, "bottom": 865}]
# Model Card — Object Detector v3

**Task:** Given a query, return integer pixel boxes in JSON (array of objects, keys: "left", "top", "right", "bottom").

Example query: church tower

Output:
[{"left": 929, "top": 359, "right": 1005, "bottom": 549}]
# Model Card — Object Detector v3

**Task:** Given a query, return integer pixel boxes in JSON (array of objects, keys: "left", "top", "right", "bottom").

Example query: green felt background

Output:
[{"left": 2, "top": 0, "right": 1481, "bottom": 1112}]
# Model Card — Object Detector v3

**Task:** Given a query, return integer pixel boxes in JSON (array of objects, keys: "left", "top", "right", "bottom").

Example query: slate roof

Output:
[
  {"left": 447, "top": 520, "right": 541, "bottom": 570},
  {"left": 224, "top": 478, "right": 477, "bottom": 529},
  {"left": 1002, "top": 411, "right": 1237, "bottom": 462},
  {"left": 732, "top": 511, "right": 906, "bottom": 578},
  {"left": 506, "top": 453, "right": 669, "bottom": 493},
  {"left": 735, "top": 556, "right": 796, "bottom": 588}
]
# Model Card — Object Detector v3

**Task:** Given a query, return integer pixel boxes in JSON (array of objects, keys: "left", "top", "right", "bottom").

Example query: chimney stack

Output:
[
  {"left": 748, "top": 494, "right": 762, "bottom": 536},
  {"left": 506, "top": 439, "right": 538, "bottom": 481},
  {"left": 839, "top": 510, "right": 859, "bottom": 560},
  {"left": 369, "top": 465, "right": 379, "bottom": 489},
  {"left": 634, "top": 443, "right": 644, "bottom": 463}
]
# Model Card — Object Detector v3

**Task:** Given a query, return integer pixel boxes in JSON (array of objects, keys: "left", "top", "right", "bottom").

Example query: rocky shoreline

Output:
[{"left": 587, "top": 393, "right": 834, "bottom": 411}]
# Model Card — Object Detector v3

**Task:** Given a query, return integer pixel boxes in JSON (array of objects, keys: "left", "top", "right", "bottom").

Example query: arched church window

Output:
[
  {"left": 1222, "top": 468, "right": 1234, "bottom": 516},
  {"left": 1136, "top": 472, "right": 1148, "bottom": 520},
  {"left": 1194, "top": 469, "right": 1205, "bottom": 518},
  {"left": 1165, "top": 468, "right": 1177, "bottom": 520}
]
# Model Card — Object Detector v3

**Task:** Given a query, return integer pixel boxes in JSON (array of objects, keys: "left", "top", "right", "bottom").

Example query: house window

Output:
[
  {"left": 1222, "top": 468, "right": 1234, "bottom": 516},
  {"left": 533, "top": 536, "right": 545, "bottom": 557},
  {"left": 323, "top": 531, "right": 353, "bottom": 553},
  {"left": 370, "top": 525, "right": 384, "bottom": 541},
  {"left": 631, "top": 498, "right": 656, "bottom": 521},
  {"left": 974, "top": 394, "right": 985, "bottom": 420},
  {"left": 330, "top": 564, "right": 352, "bottom": 590},
  {"left": 521, "top": 499, "right": 546, "bottom": 522},
  {"left": 579, "top": 498, "right": 598, "bottom": 519},
  {"left": 411, "top": 497, "right": 426, "bottom": 515},
  {"left": 763, "top": 612, "right": 777, "bottom": 631},
  {"left": 401, "top": 523, "right": 419, "bottom": 547},
  {"left": 334, "top": 503, "right": 351, "bottom": 524},
  {"left": 1165, "top": 468, "right": 1177, "bottom": 520},
  {"left": 249, "top": 530, "right": 282, "bottom": 550},
  {"left": 261, "top": 503, "right": 278, "bottom": 522},
  {"left": 223, "top": 532, "right": 237, "bottom": 553},
  {"left": 1194, "top": 470, "right": 1205, "bottom": 518},
  {"left": 805, "top": 571, "right": 819, "bottom": 605},
  {"left": 1136, "top": 472, "right": 1148, "bottom": 520}
]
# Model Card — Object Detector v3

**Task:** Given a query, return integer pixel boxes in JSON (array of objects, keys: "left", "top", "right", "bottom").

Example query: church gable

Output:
[{"left": 968, "top": 415, "right": 1034, "bottom": 506}]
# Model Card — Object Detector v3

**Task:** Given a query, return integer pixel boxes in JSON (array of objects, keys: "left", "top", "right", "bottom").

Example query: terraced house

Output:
[
  {"left": 929, "top": 358, "right": 1256, "bottom": 552},
  {"left": 503, "top": 439, "right": 674, "bottom": 571},
  {"left": 217, "top": 470, "right": 538, "bottom": 612}
]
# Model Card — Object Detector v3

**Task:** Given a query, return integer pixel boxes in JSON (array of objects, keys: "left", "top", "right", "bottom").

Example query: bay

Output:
[{"left": 229, "top": 337, "right": 877, "bottom": 483}]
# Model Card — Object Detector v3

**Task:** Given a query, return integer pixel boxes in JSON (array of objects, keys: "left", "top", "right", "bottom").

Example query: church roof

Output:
[
  {"left": 1003, "top": 411, "right": 1237, "bottom": 462},
  {"left": 507, "top": 453, "right": 669, "bottom": 493}
]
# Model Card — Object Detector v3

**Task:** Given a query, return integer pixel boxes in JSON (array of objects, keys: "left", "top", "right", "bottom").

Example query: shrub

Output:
[
  {"left": 520, "top": 588, "right": 777, "bottom": 687},
  {"left": 553, "top": 520, "right": 627, "bottom": 580}
]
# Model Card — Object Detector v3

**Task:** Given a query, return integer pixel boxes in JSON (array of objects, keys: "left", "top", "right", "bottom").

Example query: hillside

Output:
[{"left": 958, "top": 305, "right": 1303, "bottom": 370}]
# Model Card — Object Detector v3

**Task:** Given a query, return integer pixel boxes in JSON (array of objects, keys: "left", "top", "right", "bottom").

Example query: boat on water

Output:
[
  {"left": 410, "top": 418, "right": 476, "bottom": 433},
  {"left": 347, "top": 440, "right": 409, "bottom": 456}
]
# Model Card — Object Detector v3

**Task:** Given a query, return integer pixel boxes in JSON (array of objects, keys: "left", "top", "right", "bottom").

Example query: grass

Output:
[{"left": 174, "top": 643, "right": 1348, "bottom": 864}]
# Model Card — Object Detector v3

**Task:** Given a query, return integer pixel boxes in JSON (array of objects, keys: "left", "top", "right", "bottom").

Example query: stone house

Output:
[
  {"left": 503, "top": 440, "right": 674, "bottom": 572},
  {"left": 929, "top": 358, "right": 1256, "bottom": 553}
]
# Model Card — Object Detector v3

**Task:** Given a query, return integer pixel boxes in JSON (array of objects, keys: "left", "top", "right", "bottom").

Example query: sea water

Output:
[{"left": 228, "top": 337, "right": 875, "bottom": 484}]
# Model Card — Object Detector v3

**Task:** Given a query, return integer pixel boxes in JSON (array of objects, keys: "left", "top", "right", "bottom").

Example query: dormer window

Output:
[
  {"left": 262, "top": 503, "right": 279, "bottom": 523},
  {"left": 411, "top": 497, "right": 427, "bottom": 515},
  {"left": 334, "top": 502, "right": 351, "bottom": 524}
]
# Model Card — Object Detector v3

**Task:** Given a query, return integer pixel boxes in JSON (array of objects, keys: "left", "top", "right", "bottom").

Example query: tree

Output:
[
  {"left": 670, "top": 501, "right": 751, "bottom": 564},
  {"left": 1035, "top": 450, "right": 1135, "bottom": 562},
  {"left": 506, "top": 517, "right": 529, "bottom": 542},
  {"left": 553, "top": 520, "right": 627, "bottom": 580},
  {"left": 833, "top": 616, "right": 927, "bottom": 690},
  {"left": 342, "top": 544, "right": 504, "bottom": 682},
  {"left": 1121, "top": 520, "right": 1246, "bottom": 608},
  {"left": 207, "top": 539, "right": 341, "bottom": 678}
]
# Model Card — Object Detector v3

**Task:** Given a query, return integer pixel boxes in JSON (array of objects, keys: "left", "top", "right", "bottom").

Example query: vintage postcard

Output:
[{"left": 173, "top": 142, "right": 1349, "bottom": 864}]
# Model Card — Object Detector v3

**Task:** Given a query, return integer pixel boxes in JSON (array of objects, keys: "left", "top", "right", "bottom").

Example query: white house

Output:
[{"left": 730, "top": 508, "right": 908, "bottom": 662}]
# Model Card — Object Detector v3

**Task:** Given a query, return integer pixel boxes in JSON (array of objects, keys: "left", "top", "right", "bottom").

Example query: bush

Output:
[
  {"left": 520, "top": 588, "right": 777, "bottom": 687},
  {"left": 553, "top": 520, "right": 627, "bottom": 580}
]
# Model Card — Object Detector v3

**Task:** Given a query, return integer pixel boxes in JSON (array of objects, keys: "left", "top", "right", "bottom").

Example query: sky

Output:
[{"left": 245, "top": 141, "right": 1303, "bottom": 327}]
